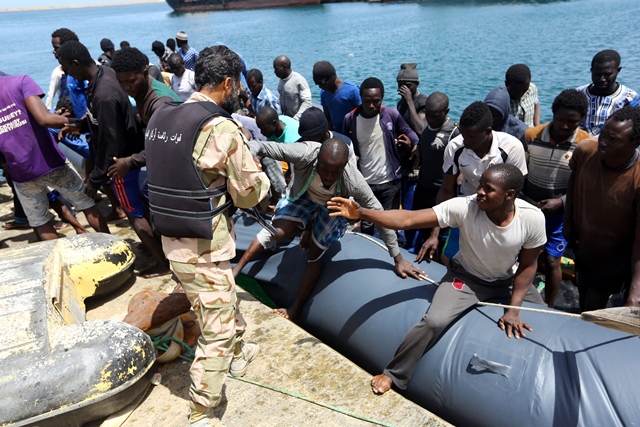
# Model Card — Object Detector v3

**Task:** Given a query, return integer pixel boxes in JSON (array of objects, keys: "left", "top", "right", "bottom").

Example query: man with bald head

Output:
[
  {"left": 255, "top": 105, "right": 300, "bottom": 144},
  {"left": 274, "top": 55, "right": 312, "bottom": 120},
  {"left": 233, "top": 138, "right": 425, "bottom": 322},
  {"left": 168, "top": 53, "right": 196, "bottom": 101}
]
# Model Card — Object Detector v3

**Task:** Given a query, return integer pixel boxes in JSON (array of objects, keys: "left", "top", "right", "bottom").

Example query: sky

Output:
[{"left": 0, "top": 0, "right": 160, "bottom": 10}]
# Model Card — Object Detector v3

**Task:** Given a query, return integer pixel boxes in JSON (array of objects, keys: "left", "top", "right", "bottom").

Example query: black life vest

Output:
[{"left": 145, "top": 101, "right": 234, "bottom": 239}]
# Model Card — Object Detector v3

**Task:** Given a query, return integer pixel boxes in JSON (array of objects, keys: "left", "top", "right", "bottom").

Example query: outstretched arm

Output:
[
  {"left": 25, "top": 95, "right": 69, "bottom": 129},
  {"left": 327, "top": 197, "right": 439, "bottom": 230},
  {"left": 497, "top": 246, "right": 541, "bottom": 339}
]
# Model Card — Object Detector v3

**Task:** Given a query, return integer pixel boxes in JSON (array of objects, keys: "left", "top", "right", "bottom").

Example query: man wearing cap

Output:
[
  {"left": 176, "top": 31, "right": 198, "bottom": 71},
  {"left": 297, "top": 106, "right": 356, "bottom": 163},
  {"left": 274, "top": 55, "right": 312, "bottom": 120},
  {"left": 97, "top": 38, "right": 115, "bottom": 68},
  {"left": 396, "top": 63, "right": 427, "bottom": 134},
  {"left": 232, "top": 138, "right": 425, "bottom": 322},
  {"left": 312, "top": 61, "right": 361, "bottom": 134}
]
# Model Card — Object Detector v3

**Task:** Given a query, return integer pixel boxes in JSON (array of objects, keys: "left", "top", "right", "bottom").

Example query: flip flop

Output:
[
  {"left": 54, "top": 221, "right": 70, "bottom": 231},
  {"left": 3, "top": 221, "right": 30, "bottom": 230}
]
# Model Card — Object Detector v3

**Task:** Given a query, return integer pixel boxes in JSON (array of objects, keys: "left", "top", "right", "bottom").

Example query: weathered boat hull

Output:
[
  {"left": 0, "top": 234, "right": 155, "bottom": 427},
  {"left": 165, "top": 0, "right": 321, "bottom": 12},
  {"left": 232, "top": 213, "right": 640, "bottom": 427}
]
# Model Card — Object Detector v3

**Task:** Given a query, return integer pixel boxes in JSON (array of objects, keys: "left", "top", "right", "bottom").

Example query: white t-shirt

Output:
[
  {"left": 433, "top": 196, "right": 546, "bottom": 282},
  {"left": 171, "top": 69, "right": 196, "bottom": 102},
  {"left": 356, "top": 114, "right": 395, "bottom": 185},
  {"left": 306, "top": 172, "right": 338, "bottom": 206},
  {"left": 443, "top": 131, "right": 528, "bottom": 196}
]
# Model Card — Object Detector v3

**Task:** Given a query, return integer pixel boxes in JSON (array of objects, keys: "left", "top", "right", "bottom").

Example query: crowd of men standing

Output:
[{"left": 1, "top": 28, "right": 640, "bottom": 426}]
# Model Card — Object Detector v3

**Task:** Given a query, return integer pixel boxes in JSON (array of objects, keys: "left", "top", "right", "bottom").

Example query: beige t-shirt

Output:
[{"left": 306, "top": 172, "right": 338, "bottom": 206}]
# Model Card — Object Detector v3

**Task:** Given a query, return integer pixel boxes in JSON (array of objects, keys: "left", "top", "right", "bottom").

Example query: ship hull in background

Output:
[{"left": 166, "top": 0, "right": 322, "bottom": 12}]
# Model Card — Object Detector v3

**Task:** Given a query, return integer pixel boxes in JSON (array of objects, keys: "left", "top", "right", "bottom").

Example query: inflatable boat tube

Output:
[
  {"left": 0, "top": 234, "right": 155, "bottom": 427},
  {"left": 232, "top": 213, "right": 640, "bottom": 427}
]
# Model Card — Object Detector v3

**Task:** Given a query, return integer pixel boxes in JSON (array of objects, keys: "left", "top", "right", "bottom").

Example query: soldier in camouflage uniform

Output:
[{"left": 157, "top": 46, "right": 270, "bottom": 427}]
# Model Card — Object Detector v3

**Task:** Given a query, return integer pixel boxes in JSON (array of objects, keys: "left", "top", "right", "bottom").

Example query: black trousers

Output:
[{"left": 361, "top": 179, "right": 401, "bottom": 236}]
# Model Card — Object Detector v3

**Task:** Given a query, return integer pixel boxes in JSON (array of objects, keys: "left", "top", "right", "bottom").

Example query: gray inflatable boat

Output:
[{"left": 233, "top": 212, "right": 640, "bottom": 427}]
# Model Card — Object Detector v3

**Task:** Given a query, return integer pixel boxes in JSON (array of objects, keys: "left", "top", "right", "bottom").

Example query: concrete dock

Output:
[{"left": 0, "top": 181, "right": 450, "bottom": 427}]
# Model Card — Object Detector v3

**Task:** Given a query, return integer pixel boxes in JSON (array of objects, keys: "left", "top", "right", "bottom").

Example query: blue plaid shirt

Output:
[
  {"left": 250, "top": 85, "right": 282, "bottom": 115},
  {"left": 180, "top": 47, "right": 198, "bottom": 71}
]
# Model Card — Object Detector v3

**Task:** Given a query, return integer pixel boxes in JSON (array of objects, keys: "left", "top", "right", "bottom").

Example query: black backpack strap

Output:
[
  {"left": 452, "top": 146, "right": 465, "bottom": 173},
  {"left": 499, "top": 147, "right": 508, "bottom": 163}
]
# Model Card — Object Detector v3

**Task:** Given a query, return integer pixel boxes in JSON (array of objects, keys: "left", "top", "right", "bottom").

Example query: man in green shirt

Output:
[{"left": 256, "top": 105, "right": 300, "bottom": 143}]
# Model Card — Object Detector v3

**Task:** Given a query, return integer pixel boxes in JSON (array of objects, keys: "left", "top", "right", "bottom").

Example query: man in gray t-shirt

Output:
[
  {"left": 274, "top": 55, "right": 312, "bottom": 120},
  {"left": 328, "top": 163, "right": 546, "bottom": 395}
]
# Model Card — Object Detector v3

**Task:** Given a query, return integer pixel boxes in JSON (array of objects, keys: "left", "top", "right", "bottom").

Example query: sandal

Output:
[{"left": 3, "top": 221, "right": 30, "bottom": 230}]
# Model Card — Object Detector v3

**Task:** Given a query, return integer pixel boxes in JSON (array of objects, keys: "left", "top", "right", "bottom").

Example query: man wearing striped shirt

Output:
[
  {"left": 523, "top": 89, "right": 590, "bottom": 308},
  {"left": 577, "top": 50, "right": 637, "bottom": 136}
]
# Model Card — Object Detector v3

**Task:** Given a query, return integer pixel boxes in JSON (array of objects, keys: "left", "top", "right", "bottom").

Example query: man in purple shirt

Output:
[
  {"left": 342, "top": 77, "right": 419, "bottom": 235},
  {"left": 0, "top": 75, "right": 109, "bottom": 240}
]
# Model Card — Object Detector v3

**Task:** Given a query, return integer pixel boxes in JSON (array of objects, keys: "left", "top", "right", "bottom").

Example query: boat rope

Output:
[
  {"left": 473, "top": 301, "right": 580, "bottom": 318},
  {"left": 227, "top": 373, "right": 397, "bottom": 427},
  {"left": 348, "top": 231, "right": 579, "bottom": 319}
]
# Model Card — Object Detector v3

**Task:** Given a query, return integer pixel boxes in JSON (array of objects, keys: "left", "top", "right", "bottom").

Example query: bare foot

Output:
[
  {"left": 300, "top": 229, "right": 311, "bottom": 252},
  {"left": 104, "top": 208, "right": 127, "bottom": 222},
  {"left": 140, "top": 265, "right": 173, "bottom": 279},
  {"left": 371, "top": 374, "right": 393, "bottom": 395},
  {"left": 273, "top": 307, "right": 298, "bottom": 322}
]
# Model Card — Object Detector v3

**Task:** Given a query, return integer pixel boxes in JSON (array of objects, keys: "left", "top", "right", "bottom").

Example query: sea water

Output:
[{"left": 1, "top": 0, "right": 639, "bottom": 121}]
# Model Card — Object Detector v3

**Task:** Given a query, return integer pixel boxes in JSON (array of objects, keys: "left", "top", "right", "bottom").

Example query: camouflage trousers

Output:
[{"left": 170, "top": 260, "right": 246, "bottom": 408}]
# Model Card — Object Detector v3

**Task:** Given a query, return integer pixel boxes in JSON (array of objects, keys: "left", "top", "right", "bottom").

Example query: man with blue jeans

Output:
[
  {"left": 342, "top": 77, "right": 418, "bottom": 236},
  {"left": 232, "top": 139, "right": 424, "bottom": 322}
]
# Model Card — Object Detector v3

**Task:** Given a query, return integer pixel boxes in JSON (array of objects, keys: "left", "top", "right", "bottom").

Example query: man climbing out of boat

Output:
[
  {"left": 232, "top": 138, "right": 425, "bottom": 322},
  {"left": 327, "top": 163, "right": 547, "bottom": 394},
  {"left": 144, "top": 45, "right": 270, "bottom": 427}
]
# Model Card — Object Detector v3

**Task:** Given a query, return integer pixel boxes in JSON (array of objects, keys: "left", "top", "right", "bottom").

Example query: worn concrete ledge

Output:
[{"left": 87, "top": 286, "right": 450, "bottom": 427}]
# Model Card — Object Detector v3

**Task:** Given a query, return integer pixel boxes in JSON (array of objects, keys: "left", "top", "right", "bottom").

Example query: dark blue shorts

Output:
[
  {"left": 274, "top": 194, "right": 348, "bottom": 250},
  {"left": 544, "top": 213, "right": 567, "bottom": 258}
]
